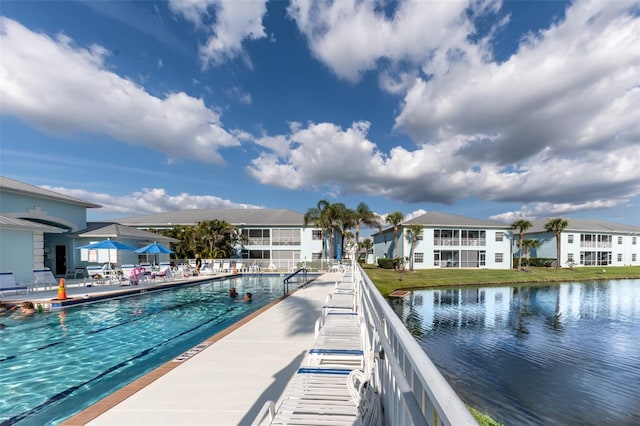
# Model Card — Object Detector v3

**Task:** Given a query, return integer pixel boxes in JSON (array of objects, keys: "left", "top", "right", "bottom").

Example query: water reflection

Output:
[{"left": 391, "top": 279, "right": 640, "bottom": 425}]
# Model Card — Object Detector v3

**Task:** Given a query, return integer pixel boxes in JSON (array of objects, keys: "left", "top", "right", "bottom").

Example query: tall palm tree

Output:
[
  {"left": 331, "top": 203, "right": 355, "bottom": 260},
  {"left": 303, "top": 200, "right": 331, "bottom": 263},
  {"left": 522, "top": 239, "right": 542, "bottom": 266},
  {"left": 511, "top": 219, "right": 533, "bottom": 270},
  {"left": 385, "top": 211, "right": 405, "bottom": 259},
  {"left": 545, "top": 218, "right": 569, "bottom": 269},
  {"left": 359, "top": 238, "right": 373, "bottom": 262},
  {"left": 405, "top": 224, "right": 423, "bottom": 271},
  {"left": 353, "top": 202, "right": 381, "bottom": 247}
]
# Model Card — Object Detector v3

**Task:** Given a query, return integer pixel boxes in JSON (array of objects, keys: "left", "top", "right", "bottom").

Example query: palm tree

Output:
[
  {"left": 195, "top": 219, "right": 237, "bottom": 258},
  {"left": 303, "top": 200, "right": 331, "bottom": 264},
  {"left": 511, "top": 219, "right": 533, "bottom": 270},
  {"left": 353, "top": 202, "right": 381, "bottom": 247},
  {"left": 359, "top": 238, "right": 373, "bottom": 263},
  {"left": 545, "top": 218, "right": 569, "bottom": 268},
  {"left": 331, "top": 203, "right": 355, "bottom": 260},
  {"left": 385, "top": 211, "right": 405, "bottom": 259},
  {"left": 522, "top": 239, "right": 542, "bottom": 267},
  {"left": 405, "top": 224, "right": 423, "bottom": 271}
]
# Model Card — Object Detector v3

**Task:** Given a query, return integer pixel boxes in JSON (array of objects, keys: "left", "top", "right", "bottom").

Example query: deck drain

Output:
[{"left": 173, "top": 342, "right": 210, "bottom": 362}]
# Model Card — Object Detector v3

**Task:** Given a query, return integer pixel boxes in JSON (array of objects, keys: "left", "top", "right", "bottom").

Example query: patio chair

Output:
[
  {"left": 33, "top": 268, "right": 59, "bottom": 291},
  {"left": 221, "top": 261, "right": 231, "bottom": 273},
  {"left": 153, "top": 262, "right": 172, "bottom": 281},
  {"left": 252, "top": 367, "right": 361, "bottom": 426},
  {"left": 309, "top": 312, "right": 365, "bottom": 369},
  {"left": 0, "top": 272, "right": 29, "bottom": 296},
  {"left": 86, "top": 265, "right": 106, "bottom": 286}
]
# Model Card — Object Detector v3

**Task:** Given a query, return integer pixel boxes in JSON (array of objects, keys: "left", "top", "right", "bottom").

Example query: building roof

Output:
[
  {"left": 0, "top": 215, "right": 66, "bottom": 233},
  {"left": 526, "top": 217, "right": 640, "bottom": 234},
  {"left": 0, "top": 176, "right": 101, "bottom": 208},
  {"left": 109, "top": 208, "right": 305, "bottom": 227},
  {"left": 371, "top": 211, "right": 510, "bottom": 236},
  {"left": 403, "top": 211, "right": 510, "bottom": 228},
  {"left": 71, "top": 222, "right": 179, "bottom": 243}
]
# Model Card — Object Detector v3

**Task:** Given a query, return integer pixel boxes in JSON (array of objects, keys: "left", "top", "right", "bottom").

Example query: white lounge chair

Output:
[
  {"left": 309, "top": 312, "right": 364, "bottom": 369},
  {"left": 252, "top": 367, "right": 361, "bottom": 426},
  {"left": 0, "top": 272, "right": 29, "bottom": 296},
  {"left": 86, "top": 265, "right": 107, "bottom": 286},
  {"left": 221, "top": 261, "right": 231, "bottom": 273},
  {"left": 154, "top": 262, "right": 172, "bottom": 281},
  {"left": 33, "top": 268, "right": 59, "bottom": 291}
]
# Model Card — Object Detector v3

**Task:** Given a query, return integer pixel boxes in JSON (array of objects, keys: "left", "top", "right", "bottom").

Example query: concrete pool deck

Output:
[{"left": 53, "top": 271, "right": 342, "bottom": 426}]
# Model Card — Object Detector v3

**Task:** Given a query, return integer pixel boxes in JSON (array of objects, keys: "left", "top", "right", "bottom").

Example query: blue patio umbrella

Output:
[
  {"left": 134, "top": 241, "right": 174, "bottom": 255},
  {"left": 77, "top": 239, "right": 137, "bottom": 275},
  {"left": 134, "top": 241, "right": 174, "bottom": 264},
  {"left": 77, "top": 239, "right": 137, "bottom": 251}
]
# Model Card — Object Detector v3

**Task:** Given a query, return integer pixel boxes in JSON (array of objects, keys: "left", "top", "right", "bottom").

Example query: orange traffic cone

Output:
[{"left": 57, "top": 278, "right": 67, "bottom": 300}]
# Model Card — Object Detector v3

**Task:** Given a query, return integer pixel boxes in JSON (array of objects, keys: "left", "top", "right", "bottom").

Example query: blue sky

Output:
[{"left": 1, "top": 0, "right": 639, "bottom": 227}]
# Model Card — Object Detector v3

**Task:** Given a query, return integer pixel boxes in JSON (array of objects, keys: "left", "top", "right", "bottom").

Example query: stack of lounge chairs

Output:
[{"left": 253, "top": 265, "right": 382, "bottom": 425}]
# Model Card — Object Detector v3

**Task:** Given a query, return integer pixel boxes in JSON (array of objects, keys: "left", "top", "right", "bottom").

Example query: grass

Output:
[{"left": 362, "top": 264, "right": 640, "bottom": 296}]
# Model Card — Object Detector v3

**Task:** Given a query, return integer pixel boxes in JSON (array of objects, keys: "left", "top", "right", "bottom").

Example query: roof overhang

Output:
[{"left": 0, "top": 215, "right": 66, "bottom": 233}]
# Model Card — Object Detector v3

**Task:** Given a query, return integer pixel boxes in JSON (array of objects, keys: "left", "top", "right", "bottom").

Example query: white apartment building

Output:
[
  {"left": 372, "top": 212, "right": 513, "bottom": 269},
  {"left": 524, "top": 218, "right": 640, "bottom": 267}
]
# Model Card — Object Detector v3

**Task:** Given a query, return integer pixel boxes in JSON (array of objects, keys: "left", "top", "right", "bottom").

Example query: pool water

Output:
[{"left": 0, "top": 276, "right": 286, "bottom": 425}]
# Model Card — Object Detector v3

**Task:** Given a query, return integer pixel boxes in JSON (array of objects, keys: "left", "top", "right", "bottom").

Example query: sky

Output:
[{"left": 1, "top": 0, "right": 639, "bottom": 228}]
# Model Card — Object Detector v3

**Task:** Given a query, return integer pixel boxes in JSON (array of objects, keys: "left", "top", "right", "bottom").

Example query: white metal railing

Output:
[{"left": 355, "top": 263, "right": 477, "bottom": 425}]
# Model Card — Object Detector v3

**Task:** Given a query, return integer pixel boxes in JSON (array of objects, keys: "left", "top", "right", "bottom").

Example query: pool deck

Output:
[{"left": 22, "top": 271, "right": 343, "bottom": 425}]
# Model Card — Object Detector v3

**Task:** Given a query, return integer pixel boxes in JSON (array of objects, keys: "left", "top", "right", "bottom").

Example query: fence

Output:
[{"left": 355, "top": 263, "right": 477, "bottom": 425}]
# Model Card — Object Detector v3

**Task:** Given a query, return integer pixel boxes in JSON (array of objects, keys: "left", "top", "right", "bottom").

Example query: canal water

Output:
[{"left": 391, "top": 279, "right": 640, "bottom": 425}]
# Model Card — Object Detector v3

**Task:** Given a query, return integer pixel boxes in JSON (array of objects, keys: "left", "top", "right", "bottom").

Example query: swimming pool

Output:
[{"left": 0, "top": 275, "right": 288, "bottom": 425}]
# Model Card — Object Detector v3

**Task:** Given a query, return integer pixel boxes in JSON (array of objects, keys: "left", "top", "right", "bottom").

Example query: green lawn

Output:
[{"left": 362, "top": 264, "right": 640, "bottom": 296}]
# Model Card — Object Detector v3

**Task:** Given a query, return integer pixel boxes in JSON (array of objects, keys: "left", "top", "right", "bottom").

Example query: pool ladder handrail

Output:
[{"left": 283, "top": 267, "right": 308, "bottom": 295}]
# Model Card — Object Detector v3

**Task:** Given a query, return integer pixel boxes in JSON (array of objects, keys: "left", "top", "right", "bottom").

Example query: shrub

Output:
[{"left": 378, "top": 258, "right": 395, "bottom": 269}]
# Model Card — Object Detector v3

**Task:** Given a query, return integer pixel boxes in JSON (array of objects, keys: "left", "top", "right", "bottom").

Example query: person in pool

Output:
[
  {"left": 243, "top": 292, "right": 252, "bottom": 302},
  {"left": 229, "top": 287, "right": 238, "bottom": 298},
  {"left": 20, "top": 301, "right": 37, "bottom": 315}
]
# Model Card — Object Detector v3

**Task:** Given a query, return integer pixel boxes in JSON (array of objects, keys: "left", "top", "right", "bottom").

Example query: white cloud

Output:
[
  {"left": 287, "top": 0, "right": 472, "bottom": 82},
  {"left": 247, "top": 119, "right": 640, "bottom": 216},
  {"left": 255, "top": 1, "right": 640, "bottom": 219},
  {"left": 169, "top": 0, "right": 268, "bottom": 67},
  {"left": 0, "top": 18, "right": 239, "bottom": 164},
  {"left": 41, "top": 186, "right": 261, "bottom": 217}
]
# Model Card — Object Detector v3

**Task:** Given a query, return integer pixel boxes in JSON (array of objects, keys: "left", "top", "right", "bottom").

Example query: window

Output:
[
  {"left": 495, "top": 253, "right": 503, "bottom": 263},
  {"left": 495, "top": 232, "right": 503, "bottom": 242},
  {"left": 633, "top": 254, "right": 637, "bottom": 262},
  {"left": 414, "top": 252, "right": 424, "bottom": 263},
  {"left": 618, "top": 236, "right": 623, "bottom": 245},
  {"left": 568, "top": 234, "right": 574, "bottom": 243},
  {"left": 617, "top": 253, "right": 623, "bottom": 262},
  {"left": 311, "top": 252, "right": 322, "bottom": 260},
  {"left": 243, "top": 228, "right": 270, "bottom": 245},
  {"left": 567, "top": 253, "right": 574, "bottom": 262},
  {"left": 312, "top": 230, "right": 322, "bottom": 240},
  {"left": 633, "top": 237, "right": 637, "bottom": 245},
  {"left": 272, "top": 228, "right": 300, "bottom": 246}
]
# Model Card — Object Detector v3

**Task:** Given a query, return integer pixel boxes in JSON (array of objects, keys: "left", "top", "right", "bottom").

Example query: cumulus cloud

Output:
[
  {"left": 287, "top": 0, "right": 472, "bottom": 82},
  {"left": 247, "top": 119, "right": 640, "bottom": 215},
  {"left": 169, "top": 0, "right": 268, "bottom": 67},
  {"left": 0, "top": 18, "right": 239, "bottom": 164},
  {"left": 41, "top": 186, "right": 261, "bottom": 217},
  {"left": 250, "top": 1, "right": 640, "bottom": 219}
]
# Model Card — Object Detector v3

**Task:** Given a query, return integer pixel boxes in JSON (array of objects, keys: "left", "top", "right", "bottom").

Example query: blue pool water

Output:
[
  {"left": 0, "top": 276, "right": 287, "bottom": 425},
  {"left": 391, "top": 279, "right": 640, "bottom": 425}
]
